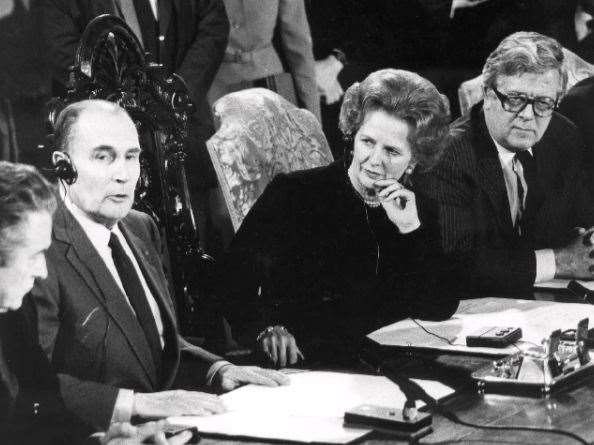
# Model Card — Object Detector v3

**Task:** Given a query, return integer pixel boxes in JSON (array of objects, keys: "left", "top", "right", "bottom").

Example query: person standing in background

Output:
[
  {"left": 207, "top": 0, "right": 319, "bottom": 121},
  {"left": 42, "top": 0, "right": 230, "bottom": 255},
  {"left": 205, "top": 0, "right": 319, "bottom": 254}
]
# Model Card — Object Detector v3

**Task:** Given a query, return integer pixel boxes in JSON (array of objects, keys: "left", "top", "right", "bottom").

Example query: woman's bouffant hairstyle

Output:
[
  {"left": 0, "top": 162, "right": 56, "bottom": 266},
  {"left": 482, "top": 31, "right": 567, "bottom": 94},
  {"left": 339, "top": 69, "right": 451, "bottom": 171}
]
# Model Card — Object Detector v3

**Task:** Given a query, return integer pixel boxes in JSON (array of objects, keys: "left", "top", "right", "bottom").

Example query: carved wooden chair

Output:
[
  {"left": 206, "top": 88, "right": 333, "bottom": 231},
  {"left": 458, "top": 47, "right": 594, "bottom": 116},
  {"left": 46, "top": 15, "right": 210, "bottom": 336}
]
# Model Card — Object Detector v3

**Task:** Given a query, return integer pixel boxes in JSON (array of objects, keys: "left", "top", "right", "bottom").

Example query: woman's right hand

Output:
[
  {"left": 258, "top": 325, "right": 304, "bottom": 367},
  {"left": 375, "top": 179, "right": 421, "bottom": 233}
]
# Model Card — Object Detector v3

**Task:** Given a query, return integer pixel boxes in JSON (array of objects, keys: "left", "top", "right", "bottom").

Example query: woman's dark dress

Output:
[{"left": 218, "top": 161, "right": 460, "bottom": 364}]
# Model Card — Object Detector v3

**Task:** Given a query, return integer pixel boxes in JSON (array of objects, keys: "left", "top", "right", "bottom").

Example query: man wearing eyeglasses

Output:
[{"left": 417, "top": 31, "right": 594, "bottom": 296}]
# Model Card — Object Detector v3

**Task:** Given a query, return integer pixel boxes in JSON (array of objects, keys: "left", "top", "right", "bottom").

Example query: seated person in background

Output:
[
  {"left": 416, "top": 32, "right": 594, "bottom": 297},
  {"left": 218, "top": 69, "right": 460, "bottom": 368},
  {"left": 26, "top": 99, "right": 288, "bottom": 440},
  {"left": 558, "top": 75, "right": 594, "bottom": 170}
]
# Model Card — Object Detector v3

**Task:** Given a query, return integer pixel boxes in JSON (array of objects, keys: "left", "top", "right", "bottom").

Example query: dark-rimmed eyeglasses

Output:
[{"left": 491, "top": 86, "right": 558, "bottom": 117}]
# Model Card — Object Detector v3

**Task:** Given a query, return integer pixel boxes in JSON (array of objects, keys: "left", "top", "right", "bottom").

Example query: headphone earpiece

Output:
[
  {"left": 52, "top": 152, "right": 78, "bottom": 185},
  {"left": 342, "top": 137, "right": 354, "bottom": 170}
]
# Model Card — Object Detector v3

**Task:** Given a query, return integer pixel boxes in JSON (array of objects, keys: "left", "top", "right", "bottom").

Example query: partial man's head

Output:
[
  {"left": 52, "top": 99, "right": 141, "bottom": 228},
  {"left": 0, "top": 162, "right": 56, "bottom": 311},
  {"left": 482, "top": 32, "right": 566, "bottom": 152}
]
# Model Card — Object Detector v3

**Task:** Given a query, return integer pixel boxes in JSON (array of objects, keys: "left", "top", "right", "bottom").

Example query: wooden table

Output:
[{"left": 199, "top": 293, "right": 594, "bottom": 444}]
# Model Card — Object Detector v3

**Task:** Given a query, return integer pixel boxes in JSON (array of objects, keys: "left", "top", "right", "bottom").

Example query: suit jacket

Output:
[
  {"left": 219, "top": 161, "right": 459, "bottom": 365},
  {"left": 0, "top": 309, "right": 79, "bottom": 444},
  {"left": 42, "top": 0, "right": 228, "bottom": 122},
  {"left": 208, "top": 0, "right": 319, "bottom": 120},
  {"left": 416, "top": 103, "right": 594, "bottom": 295},
  {"left": 28, "top": 205, "right": 219, "bottom": 432},
  {"left": 559, "top": 76, "right": 594, "bottom": 169}
]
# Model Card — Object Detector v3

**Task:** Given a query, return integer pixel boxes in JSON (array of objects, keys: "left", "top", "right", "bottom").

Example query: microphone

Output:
[{"left": 343, "top": 364, "right": 435, "bottom": 440}]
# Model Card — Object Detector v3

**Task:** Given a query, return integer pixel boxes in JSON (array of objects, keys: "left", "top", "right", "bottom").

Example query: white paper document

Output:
[
  {"left": 535, "top": 278, "right": 594, "bottom": 290},
  {"left": 368, "top": 297, "right": 594, "bottom": 356},
  {"left": 167, "top": 371, "right": 454, "bottom": 443}
]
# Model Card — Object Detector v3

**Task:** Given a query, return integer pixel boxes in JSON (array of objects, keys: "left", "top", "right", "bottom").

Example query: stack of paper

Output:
[
  {"left": 368, "top": 297, "right": 594, "bottom": 356},
  {"left": 167, "top": 371, "right": 454, "bottom": 443}
]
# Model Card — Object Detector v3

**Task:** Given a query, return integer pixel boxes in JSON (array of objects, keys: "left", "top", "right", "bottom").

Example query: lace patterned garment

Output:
[
  {"left": 207, "top": 88, "right": 333, "bottom": 230},
  {"left": 457, "top": 47, "right": 594, "bottom": 116}
]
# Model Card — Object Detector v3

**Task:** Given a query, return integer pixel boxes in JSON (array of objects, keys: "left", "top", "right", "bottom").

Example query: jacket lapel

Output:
[
  {"left": 114, "top": 0, "right": 145, "bottom": 47},
  {"left": 53, "top": 206, "right": 159, "bottom": 387},
  {"left": 472, "top": 106, "right": 515, "bottom": 239}
]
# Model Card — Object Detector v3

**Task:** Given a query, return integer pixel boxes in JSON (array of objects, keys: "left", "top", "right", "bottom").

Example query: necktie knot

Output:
[
  {"left": 515, "top": 149, "right": 533, "bottom": 168},
  {"left": 108, "top": 232, "right": 121, "bottom": 251}
]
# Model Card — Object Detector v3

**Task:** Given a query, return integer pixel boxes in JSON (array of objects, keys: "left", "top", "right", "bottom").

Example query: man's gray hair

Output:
[
  {"left": 0, "top": 162, "right": 56, "bottom": 266},
  {"left": 482, "top": 31, "right": 567, "bottom": 94},
  {"left": 53, "top": 99, "right": 129, "bottom": 152}
]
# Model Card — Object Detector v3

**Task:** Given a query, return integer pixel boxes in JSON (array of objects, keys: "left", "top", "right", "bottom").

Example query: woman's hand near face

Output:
[{"left": 375, "top": 179, "right": 421, "bottom": 233}]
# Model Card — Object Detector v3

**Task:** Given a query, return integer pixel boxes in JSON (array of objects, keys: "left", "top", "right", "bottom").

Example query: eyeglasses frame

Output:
[{"left": 490, "top": 86, "right": 558, "bottom": 117}]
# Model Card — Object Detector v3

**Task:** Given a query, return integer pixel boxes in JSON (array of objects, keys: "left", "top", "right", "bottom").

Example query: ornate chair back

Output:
[
  {"left": 45, "top": 15, "right": 210, "bottom": 335},
  {"left": 207, "top": 88, "right": 333, "bottom": 231}
]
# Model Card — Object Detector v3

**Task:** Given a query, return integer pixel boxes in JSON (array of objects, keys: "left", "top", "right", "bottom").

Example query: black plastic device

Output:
[
  {"left": 466, "top": 326, "right": 523, "bottom": 348},
  {"left": 344, "top": 404, "right": 433, "bottom": 440}
]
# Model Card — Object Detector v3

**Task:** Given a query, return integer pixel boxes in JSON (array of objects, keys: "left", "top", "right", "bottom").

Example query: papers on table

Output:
[
  {"left": 167, "top": 371, "right": 454, "bottom": 444},
  {"left": 535, "top": 278, "right": 594, "bottom": 291},
  {"left": 368, "top": 297, "right": 594, "bottom": 356}
]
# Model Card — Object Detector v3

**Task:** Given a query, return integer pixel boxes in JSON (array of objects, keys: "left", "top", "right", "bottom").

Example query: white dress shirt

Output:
[
  {"left": 494, "top": 142, "right": 556, "bottom": 283},
  {"left": 148, "top": 0, "right": 159, "bottom": 20}
]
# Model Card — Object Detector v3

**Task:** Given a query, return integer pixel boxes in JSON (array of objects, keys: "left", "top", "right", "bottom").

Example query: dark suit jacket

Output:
[
  {"left": 42, "top": 0, "right": 229, "bottom": 189},
  {"left": 559, "top": 76, "right": 594, "bottom": 169},
  {"left": 28, "top": 206, "right": 219, "bottom": 432},
  {"left": 416, "top": 103, "right": 594, "bottom": 295},
  {"left": 219, "top": 161, "right": 460, "bottom": 365},
  {"left": 42, "top": 0, "right": 228, "bottom": 108},
  {"left": 0, "top": 308, "right": 79, "bottom": 444}
]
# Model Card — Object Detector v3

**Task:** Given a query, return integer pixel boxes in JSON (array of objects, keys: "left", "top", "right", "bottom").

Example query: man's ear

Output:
[
  {"left": 482, "top": 86, "right": 494, "bottom": 110},
  {"left": 52, "top": 151, "right": 66, "bottom": 166}
]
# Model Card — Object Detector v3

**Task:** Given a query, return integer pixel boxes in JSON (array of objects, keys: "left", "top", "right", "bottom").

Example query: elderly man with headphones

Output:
[{"left": 26, "top": 99, "right": 288, "bottom": 441}]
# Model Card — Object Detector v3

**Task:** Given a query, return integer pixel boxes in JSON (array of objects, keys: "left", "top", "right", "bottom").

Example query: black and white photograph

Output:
[{"left": 3, "top": 1, "right": 594, "bottom": 444}]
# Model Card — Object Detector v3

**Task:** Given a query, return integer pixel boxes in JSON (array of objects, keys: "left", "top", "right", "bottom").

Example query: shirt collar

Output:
[
  {"left": 492, "top": 137, "right": 533, "bottom": 165},
  {"left": 62, "top": 194, "right": 121, "bottom": 250}
]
